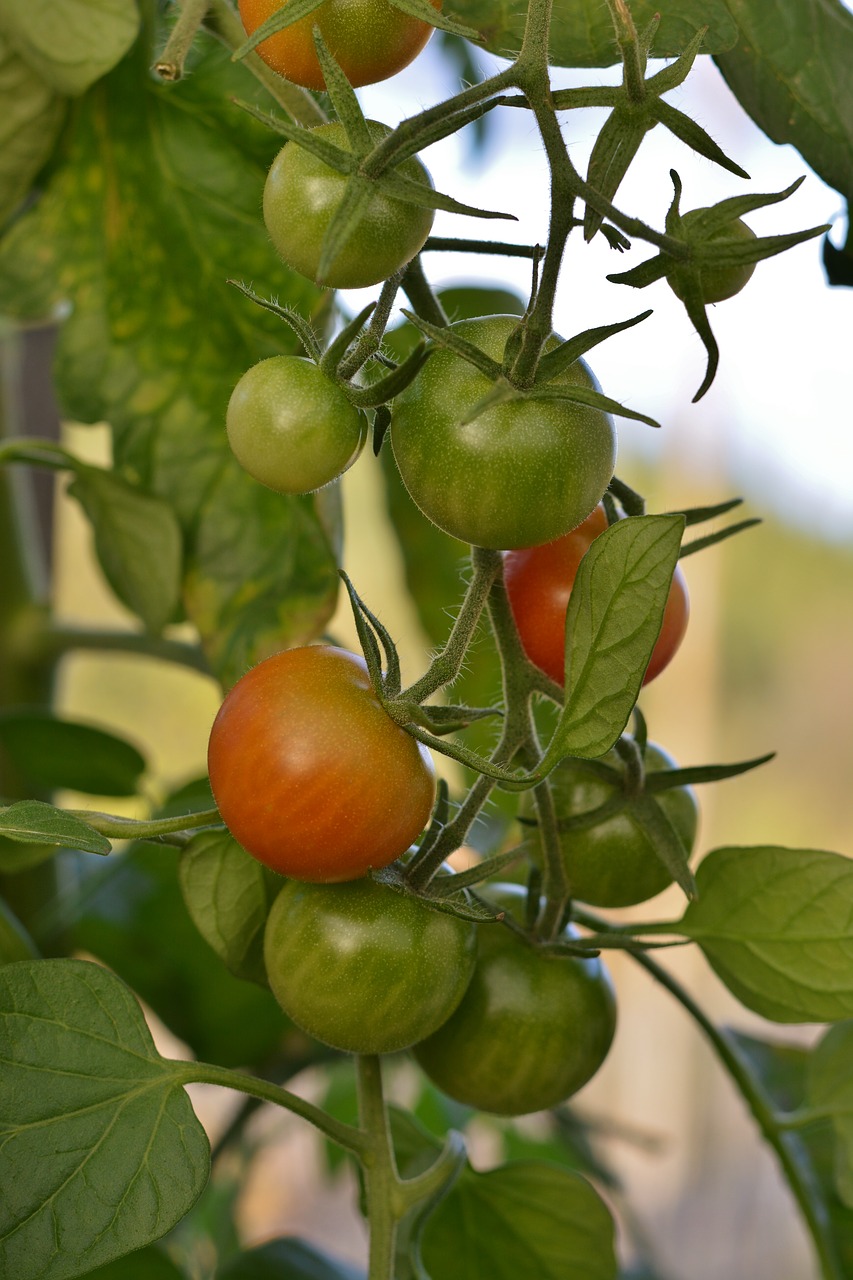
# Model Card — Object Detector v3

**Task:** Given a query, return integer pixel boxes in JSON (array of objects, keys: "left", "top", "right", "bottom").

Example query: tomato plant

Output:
[
  {"left": 207, "top": 646, "right": 436, "bottom": 881},
  {"left": 504, "top": 503, "right": 690, "bottom": 685},
  {"left": 390, "top": 316, "right": 617, "bottom": 549},
  {"left": 226, "top": 355, "right": 367, "bottom": 493},
  {"left": 238, "top": 0, "right": 441, "bottom": 92},
  {"left": 670, "top": 212, "right": 758, "bottom": 304},
  {"left": 263, "top": 876, "right": 476, "bottom": 1054},
  {"left": 413, "top": 884, "right": 617, "bottom": 1114},
  {"left": 528, "top": 742, "right": 699, "bottom": 907},
  {"left": 263, "top": 120, "right": 435, "bottom": 289}
]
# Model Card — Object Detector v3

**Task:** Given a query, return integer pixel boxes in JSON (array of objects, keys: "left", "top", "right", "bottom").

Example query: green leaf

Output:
[
  {"left": 217, "top": 1237, "right": 365, "bottom": 1279},
  {"left": 179, "top": 830, "right": 279, "bottom": 985},
  {"left": 0, "top": 18, "right": 338, "bottom": 687},
  {"left": 0, "top": 958, "right": 209, "bottom": 1280},
  {"left": 714, "top": 0, "right": 853, "bottom": 205},
  {"left": 73, "top": 838, "right": 288, "bottom": 1068},
  {"left": 452, "top": 0, "right": 737, "bottom": 67},
  {"left": 679, "top": 846, "right": 853, "bottom": 1022},
  {"left": 66, "top": 466, "right": 182, "bottom": 635},
  {"left": 542, "top": 514, "right": 685, "bottom": 767},
  {"left": 0, "top": 800, "right": 111, "bottom": 855},
  {"left": 809, "top": 1023, "right": 853, "bottom": 1208},
  {"left": 420, "top": 1160, "right": 617, "bottom": 1279},
  {"left": 0, "top": 0, "right": 140, "bottom": 96},
  {"left": 0, "top": 33, "right": 66, "bottom": 227},
  {"left": 78, "top": 1244, "right": 187, "bottom": 1279},
  {"left": 0, "top": 836, "right": 58, "bottom": 872},
  {"left": 0, "top": 897, "right": 39, "bottom": 964},
  {"left": 0, "top": 709, "right": 146, "bottom": 796}
]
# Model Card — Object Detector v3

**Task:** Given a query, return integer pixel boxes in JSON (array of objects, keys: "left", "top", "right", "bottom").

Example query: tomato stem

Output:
[{"left": 153, "top": 0, "right": 212, "bottom": 82}]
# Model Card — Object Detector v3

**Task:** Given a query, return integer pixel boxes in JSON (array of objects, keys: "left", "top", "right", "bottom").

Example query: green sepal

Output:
[
  {"left": 410, "top": 703, "right": 504, "bottom": 735},
  {"left": 399, "top": 311, "right": 505, "bottom": 379},
  {"left": 680, "top": 517, "right": 761, "bottom": 557},
  {"left": 534, "top": 310, "right": 653, "bottom": 382},
  {"left": 584, "top": 110, "right": 652, "bottom": 240},
  {"left": 226, "top": 280, "right": 323, "bottom": 359},
  {"left": 339, "top": 571, "right": 402, "bottom": 695},
  {"left": 231, "top": 0, "right": 326, "bottom": 61},
  {"left": 516, "top": 381, "right": 659, "bottom": 429},
  {"left": 380, "top": 168, "right": 515, "bottom": 221},
  {"left": 371, "top": 861, "right": 500, "bottom": 925},
  {"left": 390, "top": 0, "right": 481, "bottom": 39},
  {"left": 348, "top": 344, "right": 432, "bottom": 408},
  {"left": 312, "top": 29, "right": 370, "bottom": 147}
]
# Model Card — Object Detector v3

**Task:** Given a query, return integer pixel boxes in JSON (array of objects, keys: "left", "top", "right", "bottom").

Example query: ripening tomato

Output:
[
  {"left": 226, "top": 356, "right": 367, "bottom": 494},
  {"left": 238, "top": 0, "right": 441, "bottom": 92},
  {"left": 263, "top": 120, "right": 434, "bottom": 290},
  {"left": 527, "top": 741, "right": 699, "bottom": 907},
  {"left": 391, "top": 316, "right": 617, "bottom": 550},
  {"left": 504, "top": 504, "right": 689, "bottom": 686},
  {"left": 264, "top": 876, "right": 476, "bottom": 1054},
  {"left": 207, "top": 646, "right": 436, "bottom": 882},
  {"left": 413, "top": 883, "right": 616, "bottom": 1115}
]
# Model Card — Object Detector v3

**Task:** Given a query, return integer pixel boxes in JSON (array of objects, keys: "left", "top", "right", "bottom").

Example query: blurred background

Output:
[{"left": 26, "top": 27, "right": 853, "bottom": 1280}]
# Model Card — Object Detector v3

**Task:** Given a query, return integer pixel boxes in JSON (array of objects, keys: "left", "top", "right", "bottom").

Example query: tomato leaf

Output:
[
  {"left": 75, "top": 1245, "right": 187, "bottom": 1280},
  {"left": 452, "top": 0, "right": 737, "bottom": 67},
  {"left": 0, "top": 709, "right": 146, "bottom": 796},
  {"left": 419, "top": 1159, "right": 618, "bottom": 1280},
  {"left": 0, "top": 0, "right": 140, "bottom": 96},
  {"left": 0, "top": 18, "right": 338, "bottom": 687},
  {"left": 807, "top": 1023, "right": 853, "bottom": 1209},
  {"left": 714, "top": 0, "right": 853, "bottom": 207},
  {"left": 0, "top": 800, "right": 111, "bottom": 855},
  {"left": 217, "top": 1238, "right": 365, "bottom": 1280},
  {"left": 0, "top": 958, "right": 210, "bottom": 1280},
  {"left": 0, "top": 34, "right": 66, "bottom": 227},
  {"left": 678, "top": 846, "right": 853, "bottom": 1022},
  {"left": 542, "top": 514, "right": 685, "bottom": 767},
  {"left": 179, "top": 830, "right": 280, "bottom": 985},
  {"left": 0, "top": 898, "right": 39, "bottom": 964}
]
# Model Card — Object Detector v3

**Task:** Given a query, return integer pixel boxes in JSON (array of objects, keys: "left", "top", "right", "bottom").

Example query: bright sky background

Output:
[{"left": 348, "top": 33, "right": 852, "bottom": 544}]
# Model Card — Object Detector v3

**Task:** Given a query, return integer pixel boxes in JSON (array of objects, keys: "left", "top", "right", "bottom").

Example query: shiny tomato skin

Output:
[
  {"left": 264, "top": 877, "right": 476, "bottom": 1054},
  {"left": 390, "top": 316, "right": 617, "bottom": 549},
  {"left": 207, "top": 646, "right": 436, "bottom": 882},
  {"left": 263, "top": 120, "right": 434, "bottom": 290},
  {"left": 530, "top": 742, "right": 699, "bottom": 908},
  {"left": 504, "top": 504, "right": 689, "bottom": 686},
  {"left": 238, "top": 0, "right": 441, "bottom": 92},
  {"left": 226, "top": 356, "right": 366, "bottom": 494},
  {"left": 413, "top": 884, "right": 616, "bottom": 1115}
]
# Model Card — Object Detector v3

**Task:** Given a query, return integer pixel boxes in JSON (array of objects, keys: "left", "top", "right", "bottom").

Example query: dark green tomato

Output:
[
  {"left": 226, "top": 356, "right": 367, "bottom": 494},
  {"left": 264, "top": 877, "right": 476, "bottom": 1054},
  {"left": 536, "top": 742, "right": 699, "bottom": 907},
  {"left": 263, "top": 120, "right": 434, "bottom": 290},
  {"left": 671, "top": 212, "right": 757, "bottom": 304},
  {"left": 390, "top": 316, "right": 617, "bottom": 549},
  {"left": 413, "top": 883, "right": 616, "bottom": 1115}
]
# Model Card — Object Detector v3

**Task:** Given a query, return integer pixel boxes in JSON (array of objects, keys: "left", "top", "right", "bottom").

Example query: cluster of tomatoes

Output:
[{"left": 208, "top": 0, "right": 698, "bottom": 1116}]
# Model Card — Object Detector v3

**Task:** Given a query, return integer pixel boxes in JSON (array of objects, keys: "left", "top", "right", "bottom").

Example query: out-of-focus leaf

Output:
[
  {"left": 0, "top": 709, "right": 146, "bottom": 796},
  {"left": 79, "top": 1244, "right": 187, "bottom": 1279},
  {"left": 0, "top": 896, "right": 39, "bottom": 963},
  {"left": 217, "top": 1238, "right": 365, "bottom": 1279},
  {"left": 0, "top": 33, "right": 66, "bottom": 227},
  {"left": 0, "top": 0, "right": 139, "bottom": 96},
  {"left": 0, "top": 17, "right": 338, "bottom": 686}
]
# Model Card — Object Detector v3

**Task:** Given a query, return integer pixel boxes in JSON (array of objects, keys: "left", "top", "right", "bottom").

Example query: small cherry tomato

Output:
[
  {"left": 504, "top": 504, "right": 689, "bottom": 686},
  {"left": 207, "top": 646, "right": 436, "bottom": 882}
]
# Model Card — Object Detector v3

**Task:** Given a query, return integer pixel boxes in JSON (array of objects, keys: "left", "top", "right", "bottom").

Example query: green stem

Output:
[
  {"left": 154, "top": 0, "right": 211, "bottom": 81},
  {"left": 67, "top": 807, "right": 222, "bottom": 840},
  {"left": 401, "top": 255, "right": 449, "bottom": 329},
  {"left": 177, "top": 1059, "right": 368, "bottom": 1157},
  {"left": 632, "top": 949, "right": 844, "bottom": 1280},
  {"left": 358, "top": 1056, "right": 400, "bottom": 1280},
  {"left": 31, "top": 624, "right": 211, "bottom": 675}
]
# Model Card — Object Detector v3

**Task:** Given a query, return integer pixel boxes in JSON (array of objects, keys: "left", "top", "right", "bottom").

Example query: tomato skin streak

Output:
[
  {"left": 238, "top": 0, "right": 442, "bottom": 91},
  {"left": 207, "top": 646, "right": 436, "bottom": 882}
]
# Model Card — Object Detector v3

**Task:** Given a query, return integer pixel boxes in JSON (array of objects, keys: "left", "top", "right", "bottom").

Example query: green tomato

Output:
[
  {"left": 534, "top": 742, "right": 699, "bottom": 907},
  {"left": 390, "top": 316, "right": 617, "bottom": 549},
  {"left": 226, "top": 356, "right": 367, "bottom": 494},
  {"left": 263, "top": 120, "right": 435, "bottom": 290},
  {"left": 413, "top": 883, "right": 616, "bottom": 1115},
  {"left": 671, "top": 212, "right": 757, "bottom": 304},
  {"left": 263, "top": 877, "right": 476, "bottom": 1054}
]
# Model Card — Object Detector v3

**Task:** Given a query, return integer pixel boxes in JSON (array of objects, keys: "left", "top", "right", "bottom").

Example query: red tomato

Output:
[
  {"left": 504, "top": 505, "right": 689, "bottom": 686},
  {"left": 238, "top": 0, "right": 441, "bottom": 91},
  {"left": 207, "top": 646, "right": 436, "bottom": 882}
]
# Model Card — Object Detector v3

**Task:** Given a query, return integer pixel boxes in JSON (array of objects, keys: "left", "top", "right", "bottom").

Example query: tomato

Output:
[
  {"left": 670, "top": 212, "right": 757, "bottom": 304},
  {"left": 264, "top": 876, "right": 476, "bottom": 1054},
  {"left": 263, "top": 120, "right": 434, "bottom": 290},
  {"left": 530, "top": 741, "right": 699, "bottom": 907},
  {"left": 504, "top": 504, "right": 690, "bottom": 686},
  {"left": 207, "top": 646, "right": 436, "bottom": 882},
  {"left": 390, "top": 316, "right": 617, "bottom": 549},
  {"left": 413, "top": 883, "right": 616, "bottom": 1114},
  {"left": 226, "top": 356, "right": 367, "bottom": 494},
  {"left": 238, "top": 0, "right": 441, "bottom": 92}
]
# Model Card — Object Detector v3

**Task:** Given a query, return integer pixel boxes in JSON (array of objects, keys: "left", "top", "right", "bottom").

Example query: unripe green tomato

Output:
[
  {"left": 264, "top": 877, "right": 477, "bottom": 1054},
  {"left": 390, "top": 316, "right": 617, "bottom": 549},
  {"left": 534, "top": 742, "right": 699, "bottom": 907},
  {"left": 263, "top": 120, "right": 434, "bottom": 290},
  {"left": 226, "top": 356, "right": 367, "bottom": 494},
  {"left": 671, "top": 212, "right": 757, "bottom": 304},
  {"left": 413, "top": 883, "right": 616, "bottom": 1115}
]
